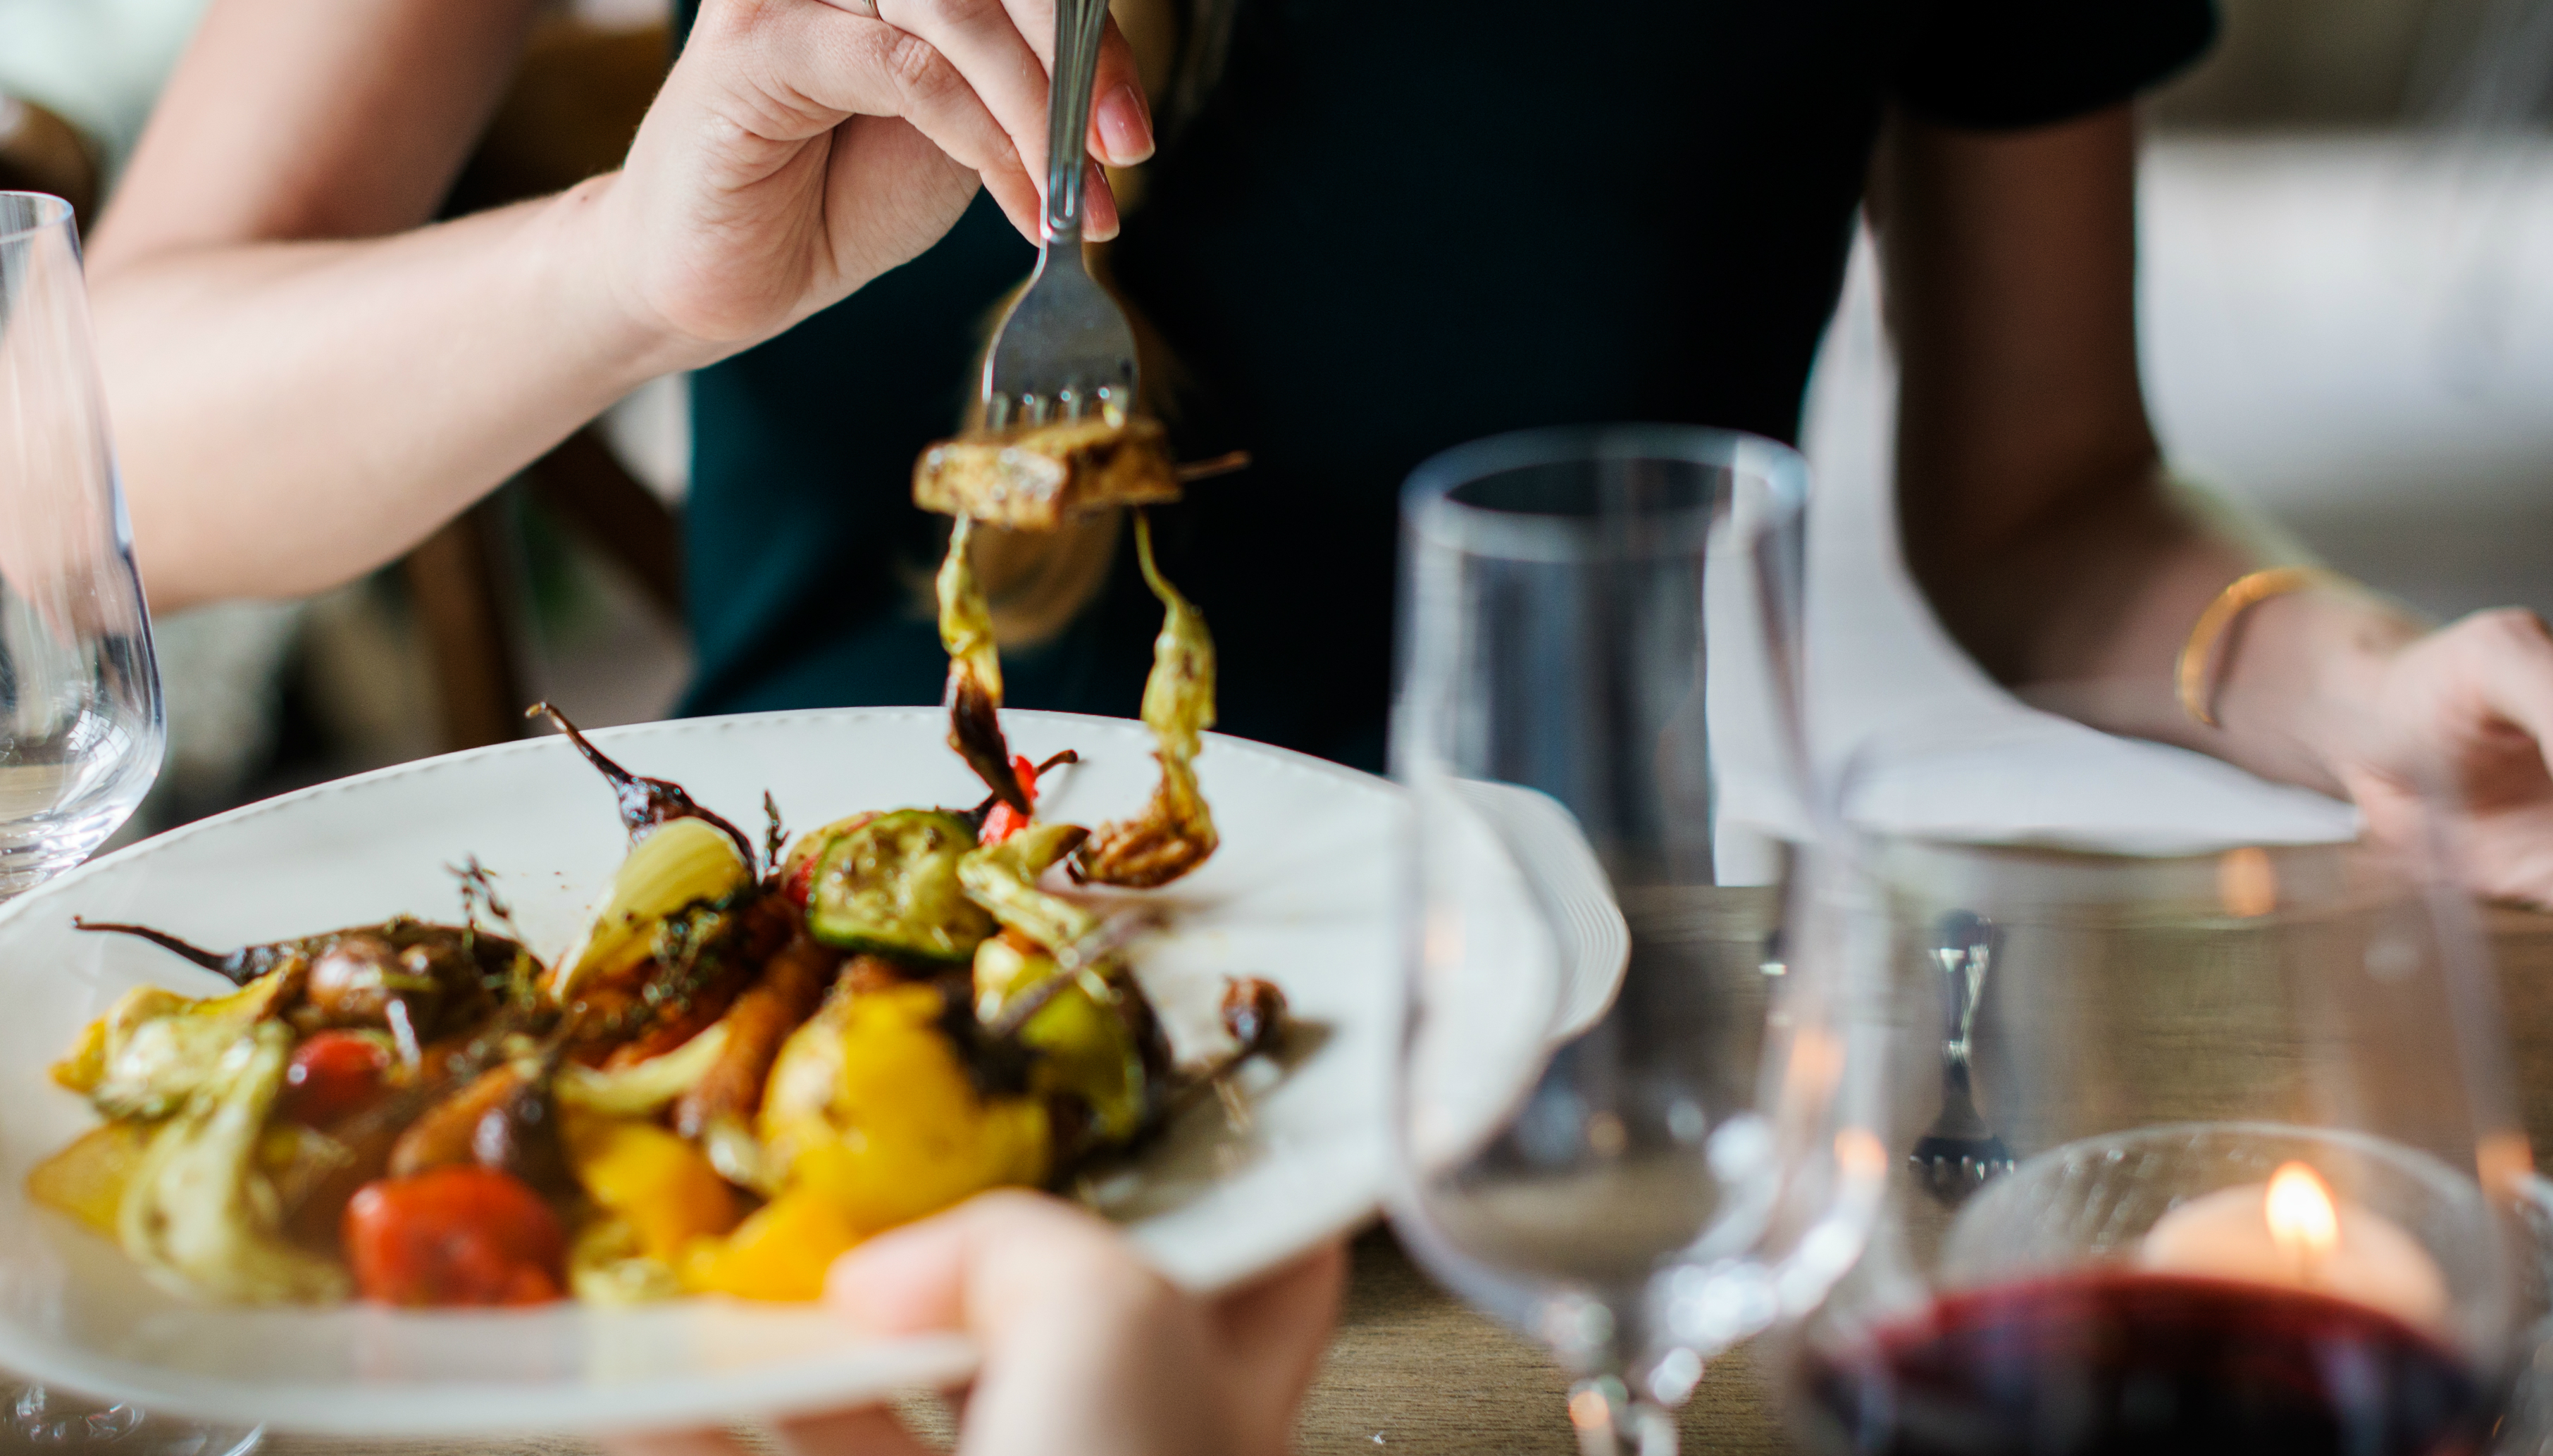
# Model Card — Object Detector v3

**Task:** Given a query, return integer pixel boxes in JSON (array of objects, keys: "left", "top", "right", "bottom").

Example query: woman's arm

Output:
[
  {"left": 1882, "top": 105, "right": 2553, "bottom": 903},
  {"left": 92, "top": 0, "right": 1153, "bottom": 611}
]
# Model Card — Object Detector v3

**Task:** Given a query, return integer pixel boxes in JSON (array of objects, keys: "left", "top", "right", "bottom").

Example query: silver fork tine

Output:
[{"left": 979, "top": 0, "right": 1141, "bottom": 424}]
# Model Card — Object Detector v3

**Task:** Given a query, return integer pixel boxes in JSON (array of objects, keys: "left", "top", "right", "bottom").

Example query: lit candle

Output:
[{"left": 2137, "top": 1162, "right": 2449, "bottom": 1333}]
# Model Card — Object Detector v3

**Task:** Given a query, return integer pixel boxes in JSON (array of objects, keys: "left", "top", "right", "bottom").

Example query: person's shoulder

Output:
[{"left": 1890, "top": 0, "right": 2218, "bottom": 132}]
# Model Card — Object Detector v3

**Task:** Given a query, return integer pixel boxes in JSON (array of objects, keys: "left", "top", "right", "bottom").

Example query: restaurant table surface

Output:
[{"left": 265, "top": 906, "right": 2553, "bottom": 1456}]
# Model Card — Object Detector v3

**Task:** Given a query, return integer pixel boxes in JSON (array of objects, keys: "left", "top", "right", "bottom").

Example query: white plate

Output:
[{"left": 0, "top": 708, "right": 1446, "bottom": 1438}]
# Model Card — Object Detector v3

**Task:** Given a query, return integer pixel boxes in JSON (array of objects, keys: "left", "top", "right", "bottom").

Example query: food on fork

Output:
[
  {"left": 912, "top": 415, "right": 1183, "bottom": 533},
  {"left": 30, "top": 708, "right": 1288, "bottom": 1309},
  {"left": 915, "top": 422, "right": 1226, "bottom": 887}
]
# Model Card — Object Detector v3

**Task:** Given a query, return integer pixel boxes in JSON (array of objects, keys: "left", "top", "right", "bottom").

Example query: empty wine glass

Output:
[
  {"left": 1, "top": 193, "right": 254, "bottom": 1455},
  {"left": 0, "top": 192, "right": 160, "bottom": 891},
  {"left": 1389, "top": 425, "right": 1882, "bottom": 1456},
  {"left": 1782, "top": 772, "right": 2537, "bottom": 1456}
]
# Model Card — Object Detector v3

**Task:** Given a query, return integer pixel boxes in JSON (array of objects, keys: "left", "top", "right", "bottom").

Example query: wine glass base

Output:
[
  {"left": 0, "top": 800, "right": 141, "bottom": 900},
  {"left": 0, "top": 1385, "right": 260, "bottom": 1456},
  {"left": 1567, "top": 1376, "right": 1677, "bottom": 1456}
]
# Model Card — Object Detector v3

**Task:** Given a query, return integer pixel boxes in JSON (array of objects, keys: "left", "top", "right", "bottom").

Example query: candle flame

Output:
[{"left": 2264, "top": 1162, "right": 2340, "bottom": 1260}]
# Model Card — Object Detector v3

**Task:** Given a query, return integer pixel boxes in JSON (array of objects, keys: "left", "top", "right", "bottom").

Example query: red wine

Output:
[{"left": 1798, "top": 1271, "right": 2492, "bottom": 1456}]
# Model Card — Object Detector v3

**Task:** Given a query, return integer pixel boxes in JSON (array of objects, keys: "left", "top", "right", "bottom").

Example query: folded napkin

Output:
[{"left": 1775, "top": 228, "right": 2363, "bottom": 858}]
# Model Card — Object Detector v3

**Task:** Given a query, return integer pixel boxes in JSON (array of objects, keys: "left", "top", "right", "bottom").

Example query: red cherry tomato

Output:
[
  {"left": 342, "top": 1167, "right": 566, "bottom": 1307},
  {"left": 278, "top": 1031, "right": 392, "bottom": 1127},
  {"left": 979, "top": 754, "right": 1043, "bottom": 845},
  {"left": 785, "top": 851, "right": 822, "bottom": 907}
]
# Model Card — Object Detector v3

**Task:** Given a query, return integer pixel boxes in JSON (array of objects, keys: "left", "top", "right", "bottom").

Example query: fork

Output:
[
  {"left": 1909, "top": 909, "right": 2015, "bottom": 1205},
  {"left": 979, "top": 0, "right": 1140, "bottom": 430}
]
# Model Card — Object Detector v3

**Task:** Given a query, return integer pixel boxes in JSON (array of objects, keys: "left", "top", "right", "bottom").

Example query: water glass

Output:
[
  {"left": 1389, "top": 425, "right": 1875, "bottom": 1455},
  {"left": 0, "top": 191, "right": 161, "bottom": 894}
]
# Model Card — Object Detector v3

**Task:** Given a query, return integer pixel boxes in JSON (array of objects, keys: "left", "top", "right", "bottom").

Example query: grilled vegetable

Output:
[
  {"left": 1223, "top": 977, "right": 1289, "bottom": 1056},
  {"left": 385, "top": 1062, "right": 571, "bottom": 1200},
  {"left": 805, "top": 810, "right": 995, "bottom": 963},
  {"left": 561, "top": 1110, "right": 741, "bottom": 1263},
  {"left": 27, "top": 1120, "right": 154, "bottom": 1237},
  {"left": 57, "top": 973, "right": 296, "bottom": 1121},
  {"left": 569, "top": 1214, "right": 683, "bottom": 1305},
  {"left": 937, "top": 515, "right": 1030, "bottom": 814},
  {"left": 73, "top": 918, "right": 527, "bottom": 1063},
  {"left": 118, "top": 1023, "right": 350, "bottom": 1304},
  {"left": 959, "top": 821, "right": 1098, "bottom": 952},
  {"left": 342, "top": 1166, "right": 565, "bottom": 1307},
  {"left": 548, "top": 816, "right": 754, "bottom": 1001},
  {"left": 979, "top": 749, "right": 1077, "bottom": 845},
  {"left": 1075, "top": 513, "right": 1219, "bottom": 888},
  {"left": 974, "top": 933, "right": 1149, "bottom": 1145},
  {"left": 530, "top": 703, "right": 755, "bottom": 866},
  {"left": 912, "top": 414, "right": 1182, "bottom": 533},
  {"left": 781, "top": 812, "right": 879, "bottom": 907},
  {"left": 679, "top": 1187, "right": 863, "bottom": 1302},
  {"left": 758, "top": 981, "right": 1048, "bottom": 1237},
  {"left": 580, "top": 893, "right": 783, "bottom": 1067},
  {"left": 674, "top": 933, "right": 841, "bottom": 1189},
  {"left": 275, "top": 1030, "right": 394, "bottom": 1128},
  {"left": 553, "top": 1021, "right": 731, "bottom": 1117}
]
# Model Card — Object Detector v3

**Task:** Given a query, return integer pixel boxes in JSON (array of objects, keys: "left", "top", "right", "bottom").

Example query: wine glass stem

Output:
[{"left": 1567, "top": 1376, "right": 1676, "bottom": 1456}]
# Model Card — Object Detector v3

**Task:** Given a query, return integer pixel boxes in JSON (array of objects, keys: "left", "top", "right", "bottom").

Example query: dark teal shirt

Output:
[{"left": 672, "top": 0, "right": 2213, "bottom": 770}]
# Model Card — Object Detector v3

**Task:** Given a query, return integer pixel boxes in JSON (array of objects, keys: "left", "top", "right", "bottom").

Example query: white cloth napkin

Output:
[{"left": 1784, "top": 225, "right": 2362, "bottom": 857}]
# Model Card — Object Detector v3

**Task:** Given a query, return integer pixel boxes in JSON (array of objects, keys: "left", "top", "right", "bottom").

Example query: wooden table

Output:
[{"left": 266, "top": 908, "right": 2553, "bottom": 1455}]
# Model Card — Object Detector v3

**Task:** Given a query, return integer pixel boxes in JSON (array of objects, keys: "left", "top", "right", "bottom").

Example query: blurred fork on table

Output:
[{"left": 981, "top": 0, "right": 1139, "bottom": 430}]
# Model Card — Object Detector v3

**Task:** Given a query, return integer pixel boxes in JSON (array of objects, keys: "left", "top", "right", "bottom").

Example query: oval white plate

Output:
[{"left": 0, "top": 708, "right": 1448, "bottom": 1438}]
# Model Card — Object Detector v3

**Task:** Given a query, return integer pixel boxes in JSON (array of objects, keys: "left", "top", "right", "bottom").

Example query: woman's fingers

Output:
[
  {"left": 826, "top": 1188, "right": 1135, "bottom": 1337},
  {"left": 1208, "top": 1240, "right": 1349, "bottom": 1456},
  {"left": 869, "top": 0, "right": 1052, "bottom": 193},
  {"left": 1083, "top": 10, "right": 1154, "bottom": 166},
  {"left": 689, "top": 1, "right": 1033, "bottom": 239},
  {"left": 864, "top": 0, "right": 1143, "bottom": 236},
  {"left": 2464, "top": 611, "right": 2553, "bottom": 761},
  {"left": 758, "top": 0, "right": 1129, "bottom": 240},
  {"left": 816, "top": 115, "right": 1004, "bottom": 290}
]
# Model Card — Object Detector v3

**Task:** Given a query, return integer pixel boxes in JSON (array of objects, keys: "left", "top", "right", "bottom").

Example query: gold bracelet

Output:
[{"left": 2175, "top": 566, "right": 2349, "bottom": 728}]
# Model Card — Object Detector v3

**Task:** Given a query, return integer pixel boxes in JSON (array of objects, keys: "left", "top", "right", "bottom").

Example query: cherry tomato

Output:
[
  {"left": 785, "top": 852, "right": 822, "bottom": 908},
  {"left": 342, "top": 1166, "right": 566, "bottom": 1307},
  {"left": 979, "top": 754, "right": 1043, "bottom": 845},
  {"left": 278, "top": 1031, "right": 392, "bottom": 1127}
]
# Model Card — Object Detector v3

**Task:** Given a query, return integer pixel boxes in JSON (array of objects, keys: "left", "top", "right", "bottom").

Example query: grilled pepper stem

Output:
[
  {"left": 73, "top": 919, "right": 296, "bottom": 986},
  {"left": 528, "top": 703, "right": 756, "bottom": 866},
  {"left": 938, "top": 516, "right": 1030, "bottom": 814},
  {"left": 1076, "top": 513, "right": 1219, "bottom": 888}
]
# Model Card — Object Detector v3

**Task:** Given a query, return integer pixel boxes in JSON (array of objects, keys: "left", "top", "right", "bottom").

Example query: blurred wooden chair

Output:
[
  {"left": 0, "top": 91, "right": 100, "bottom": 223},
  {"left": 406, "top": 18, "right": 681, "bottom": 751}
]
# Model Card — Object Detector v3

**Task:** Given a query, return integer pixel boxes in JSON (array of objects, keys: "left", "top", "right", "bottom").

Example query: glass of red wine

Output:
[{"left": 1781, "top": 795, "right": 2538, "bottom": 1456}]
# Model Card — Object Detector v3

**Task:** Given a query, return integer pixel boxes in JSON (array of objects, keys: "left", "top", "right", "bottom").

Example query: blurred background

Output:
[{"left": 0, "top": 0, "right": 2546, "bottom": 836}]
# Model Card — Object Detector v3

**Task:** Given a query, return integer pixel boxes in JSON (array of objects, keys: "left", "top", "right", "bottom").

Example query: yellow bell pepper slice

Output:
[
  {"left": 679, "top": 1188, "right": 862, "bottom": 1302},
  {"left": 760, "top": 982, "right": 1049, "bottom": 1238},
  {"left": 26, "top": 1119, "right": 154, "bottom": 1236},
  {"left": 561, "top": 1110, "right": 743, "bottom": 1263}
]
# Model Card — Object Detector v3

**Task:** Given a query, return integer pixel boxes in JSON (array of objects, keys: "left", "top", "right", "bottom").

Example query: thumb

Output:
[{"left": 825, "top": 1190, "right": 1148, "bottom": 1342}]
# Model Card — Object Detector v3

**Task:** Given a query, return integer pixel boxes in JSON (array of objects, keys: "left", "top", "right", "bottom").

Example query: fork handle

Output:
[{"left": 1043, "top": 0, "right": 1112, "bottom": 244}]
